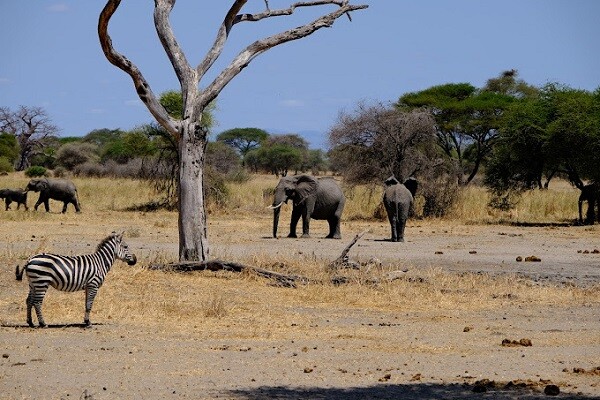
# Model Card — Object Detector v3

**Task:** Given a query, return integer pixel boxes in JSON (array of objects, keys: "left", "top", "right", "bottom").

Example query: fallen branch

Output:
[
  {"left": 328, "top": 230, "right": 368, "bottom": 270},
  {"left": 149, "top": 259, "right": 311, "bottom": 288}
]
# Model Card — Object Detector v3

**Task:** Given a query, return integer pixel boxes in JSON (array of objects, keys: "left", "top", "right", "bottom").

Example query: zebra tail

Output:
[{"left": 15, "top": 265, "right": 24, "bottom": 281}]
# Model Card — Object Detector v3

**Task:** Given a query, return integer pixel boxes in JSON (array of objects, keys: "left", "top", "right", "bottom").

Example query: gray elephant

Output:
[
  {"left": 26, "top": 178, "right": 81, "bottom": 213},
  {"left": 270, "top": 175, "right": 345, "bottom": 239},
  {"left": 0, "top": 188, "right": 28, "bottom": 211},
  {"left": 578, "top": 183, "right": 599, "bottom": 225},
  {"left": 383, "top": 176, "right": 418, "bottom": 242}
]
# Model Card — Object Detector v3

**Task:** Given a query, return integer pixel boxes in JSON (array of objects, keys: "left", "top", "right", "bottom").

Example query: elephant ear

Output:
[
  {"left": 384, "top": 176, "right": 400, "bottom": 186},
  {"left": 404, "top": 177, "right": 418, "bottom": 197},
  {"left": 37, "top": 178, "right": 50, "bottom": 190},
  {"left": 295, "top": 175, "right": 318, "bottom": 203}
]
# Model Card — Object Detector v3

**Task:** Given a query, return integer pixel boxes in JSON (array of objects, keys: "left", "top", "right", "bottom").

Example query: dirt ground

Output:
[{"left": 1, "top": 215, "right": 599, "bottom": 399}]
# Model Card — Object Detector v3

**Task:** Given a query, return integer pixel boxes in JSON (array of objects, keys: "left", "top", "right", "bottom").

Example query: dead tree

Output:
[{"left": 98, "top": 1, "right": 368, "bottom": 262}]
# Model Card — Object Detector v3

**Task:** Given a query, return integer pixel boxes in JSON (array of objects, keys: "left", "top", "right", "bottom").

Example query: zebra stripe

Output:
[{"left": 15, "top": 231, "right": 137, "bottom": 328}]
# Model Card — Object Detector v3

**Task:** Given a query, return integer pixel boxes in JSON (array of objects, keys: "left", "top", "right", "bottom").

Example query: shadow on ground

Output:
[
  {"left": 225, "top": 383, "right": 595, "bottom": 400},
  {"left": 1, "top": 322, "right": 104, "bottom": 329}
]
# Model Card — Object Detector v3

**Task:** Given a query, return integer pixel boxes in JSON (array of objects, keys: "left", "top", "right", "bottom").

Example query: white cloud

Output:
[
  {"left": 47, "top": 3, "right": 69, "bottom": 12},
  {"left": 280, "top": 99, "right": 304, "bottom": 108},
  {"left": 0, "top": 78, "right": 10, "bottom": 85}
]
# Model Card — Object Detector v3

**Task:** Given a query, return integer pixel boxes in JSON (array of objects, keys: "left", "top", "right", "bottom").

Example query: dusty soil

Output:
[{"left": 1, "top": 216, "right": 599, "bottom": 399}]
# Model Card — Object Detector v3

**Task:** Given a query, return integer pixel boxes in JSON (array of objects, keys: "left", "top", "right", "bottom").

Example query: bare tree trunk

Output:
[{"left": 178, "top": 120, "right": 209, "bottom": 261}]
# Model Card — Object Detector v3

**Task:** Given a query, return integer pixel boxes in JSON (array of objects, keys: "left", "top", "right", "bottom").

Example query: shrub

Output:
[
  {"left": 24, "top": 166, "right": 47, "bottom": 177},
  {"left": 56, "top": 142, "right": 99, "bottom": 171},
  {"left": 0, "top": 156, "right": 14, "bottom": 173}
]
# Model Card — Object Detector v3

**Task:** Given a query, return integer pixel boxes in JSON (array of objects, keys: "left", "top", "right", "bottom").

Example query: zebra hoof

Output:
[
  {"left": 27, "top": 321, "right": 34, "bottom": 328},
  {"left": 39, "top": 323, "right": 47, "bottom": 329},
  {"left": 84, "top": 320, "right": 92, "bottom": 328}
]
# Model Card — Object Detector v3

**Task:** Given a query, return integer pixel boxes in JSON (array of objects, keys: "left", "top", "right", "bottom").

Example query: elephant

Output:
[
  {"left": 383, "top": 176, "right": 418, "bottom": 242},
  {"left": 270, "top": 174, "right": 345, "bottom": 239},
  {"left": 0, "top": 188, "right": 28, "bottom": 211},
  {"left": 26, "top": 178, "right": 81, "bottom": 213},
  {"left": 578, "top": 183, "right": 599, "bottom": 225}
]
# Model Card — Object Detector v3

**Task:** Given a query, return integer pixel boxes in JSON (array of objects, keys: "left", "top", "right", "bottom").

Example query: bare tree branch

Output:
[
  {"left": 199, "top": 1, "right": 368, "bottom": 106},
  {"left": 197, "top": 0, "right": 248, "bottom": 79},
  {"left": 98, "top": 0, "right": 179, "bottom": 136},
  {"left": 154, "top": 0, "right": 195, "bottom": 90}
]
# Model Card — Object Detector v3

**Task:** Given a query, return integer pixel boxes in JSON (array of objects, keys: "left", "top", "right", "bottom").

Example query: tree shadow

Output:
[{"left": 224, "top": 383, "right": 594, "bottom": 399}]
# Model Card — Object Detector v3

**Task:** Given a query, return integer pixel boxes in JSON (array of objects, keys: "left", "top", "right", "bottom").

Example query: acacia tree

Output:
[
  {"left": 98, "top": 1, "right": 367, "bottom": 261},
  {"left": 0, "top": 106, "right": 59, "bottom": 171}
]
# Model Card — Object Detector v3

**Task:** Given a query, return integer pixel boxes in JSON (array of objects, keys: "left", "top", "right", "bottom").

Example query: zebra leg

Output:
[
  {"left": 26, "top": 291, "right": 35, "bottom": 328},
  {"left": 29, "top": 285, "right": 49, "bottom": 328},
  {"left": 84, "top": 286, "right": 99, "bottom": 327}
]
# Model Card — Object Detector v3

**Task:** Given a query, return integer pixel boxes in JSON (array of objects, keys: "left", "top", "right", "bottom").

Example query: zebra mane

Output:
[{"left": 95, "top": 232, "right": 121, "bottom": 252}]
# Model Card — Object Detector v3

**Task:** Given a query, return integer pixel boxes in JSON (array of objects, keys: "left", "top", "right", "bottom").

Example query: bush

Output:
[
  {"left": 0, "top": 156, "right": 14, "bottom": 173},
  {"left": 56, "top": 142, "right": 99, "bottom": 171},
  {"left": 24, "top": 166, "right": 47, "bottom": 177}
]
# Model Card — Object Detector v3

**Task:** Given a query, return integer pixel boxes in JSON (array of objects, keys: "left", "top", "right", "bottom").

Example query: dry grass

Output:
[
  {"left": 0, "top": 172, "right": 596, "bottom": 336},
  {"left": 9, "top": 260, "right": 596, "bottom": 337}
]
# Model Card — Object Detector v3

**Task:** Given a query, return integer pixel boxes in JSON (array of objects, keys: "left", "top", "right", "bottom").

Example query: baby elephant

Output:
[
  {"left": 0, "top": 188, "right": 28, "bottom": 211},
  {"left": 383, "top": 176, "right": 418, "bottom": 242}
]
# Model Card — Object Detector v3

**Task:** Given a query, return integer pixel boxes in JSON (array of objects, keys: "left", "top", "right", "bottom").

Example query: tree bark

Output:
[{"left": 178, "top": 120, "right": 209, "bottom": 261}]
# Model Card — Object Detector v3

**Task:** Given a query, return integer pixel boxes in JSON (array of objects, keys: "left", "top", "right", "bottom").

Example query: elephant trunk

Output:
[
  {"left": 273, "top": 207, "right": 280, "bottom": 238},
  {"left": 272, "top": 188, "right": 287, "bottom": 238}
]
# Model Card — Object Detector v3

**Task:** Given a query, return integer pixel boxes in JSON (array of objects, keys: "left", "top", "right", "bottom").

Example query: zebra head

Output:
[{"left": 113, "top": 231, "right": 137, "bottom": 266}]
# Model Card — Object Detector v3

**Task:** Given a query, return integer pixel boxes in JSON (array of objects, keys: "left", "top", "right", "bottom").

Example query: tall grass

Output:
[
  {"left": 0, "top": 172, "right": 581, "bottom": 224},
  {"left": 225, "top": 174, "right": 581, "bottom": 224}
]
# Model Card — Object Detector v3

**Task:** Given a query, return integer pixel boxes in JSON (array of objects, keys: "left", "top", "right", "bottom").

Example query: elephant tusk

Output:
[{"left": 267, "top": 201, "right": 284, "bottom": 210}]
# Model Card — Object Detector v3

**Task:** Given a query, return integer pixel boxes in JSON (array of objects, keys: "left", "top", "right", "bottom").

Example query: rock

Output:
[
  {"left": 516, "top": 256, "right": 523, "bottom": 262},
  {"left": 524, "top": 255, "right": 541, "bottom": 262},
  {"left": 544, "top": 384, "right": 560, "bottom": 396}
]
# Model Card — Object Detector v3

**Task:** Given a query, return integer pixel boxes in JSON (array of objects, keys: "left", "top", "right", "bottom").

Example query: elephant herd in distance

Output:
[
  {"left": 1, "top": 175, "right": 597, "bottom": 239},
  {"left": 0, "top": 178, "right": 81, "bottom": 213}
]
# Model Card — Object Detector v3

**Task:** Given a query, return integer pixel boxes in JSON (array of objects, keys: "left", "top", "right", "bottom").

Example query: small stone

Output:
[
  {"left": 524, "top": 255, "right": 541, "bottom": 262},
  {"left": 544, "top": 384, "right": 560, "bottom": 396},
  {"left": 516, "top": 256, "right": 523, "bottom": 262}
]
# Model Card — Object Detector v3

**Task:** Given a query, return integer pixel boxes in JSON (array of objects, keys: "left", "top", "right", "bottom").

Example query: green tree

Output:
[
  {"left": 398, "top": 70, "right": 536, "bottom": 185},
  {"left": 0, "top": 132, "right": 19, "bottom": 165},
  {"left": 485, "top": 83, "right": 600, "bottom": 201},
  {"left": 216, "top": 127, "right": 268, "bottom": 156},
  {"left": 251, "top": 144, "right": 303, "bottom": 177}
]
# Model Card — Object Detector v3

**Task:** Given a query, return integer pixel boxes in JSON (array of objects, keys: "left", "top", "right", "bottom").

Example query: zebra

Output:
[{"left": 15, "top": 231, "right": 137, "bottom": 328}]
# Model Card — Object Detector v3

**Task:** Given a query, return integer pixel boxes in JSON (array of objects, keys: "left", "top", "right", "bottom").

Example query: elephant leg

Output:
[
  {"left": 62, "top": 201, "right": 68, "bottom": 213},
  {"left": 300, "top": 212, "right": 311, "bottom": 238},
  {"left": 34, "top": 197, "right": 43, "bottom": 211},
  {"left": 387, "top": 212, "right": 398, "bottom": 242},
  {"left": 326, "top": 217, "right": 341, "bottom": 239},
  {"left": 396, "top": 218, "right": 406, "bottom": 242},
  {"left": 4, "top": 199, "right": 9, "bottom": 211},
  {"left": 44, "top": 199, "right": 50, "bottom": 212},
  {"left": 288, "top": 208, "right": 301, "bottom": 238},
  {"left": 74, "top": 200, "right": 81, "bottom": 213}
]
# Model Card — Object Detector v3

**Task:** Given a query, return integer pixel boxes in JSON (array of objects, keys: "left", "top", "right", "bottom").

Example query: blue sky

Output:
[{"left": 1, "top": 1, "right": 599, "bottom": 149}]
